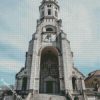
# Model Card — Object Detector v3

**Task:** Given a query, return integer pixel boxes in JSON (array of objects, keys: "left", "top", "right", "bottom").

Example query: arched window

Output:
[
  {"left": 22, "top": 77, "right": 27, "bottom": 90},
  {"left": 48, "top": 9, "right": 51, "bottom": 15},
  {"left": 47, "top": 5, "right": 52, "bottom": 7},
  {"left": 46, "top": 28, "right": 53, "bottom": 32},
  {"left": 72, "top": 77, "right": 77, "bottom": 90}
]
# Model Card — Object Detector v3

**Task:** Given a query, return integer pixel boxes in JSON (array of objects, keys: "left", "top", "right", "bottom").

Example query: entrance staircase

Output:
[{"left": 26, "top": 93, "right": 66, "bottom": 100}]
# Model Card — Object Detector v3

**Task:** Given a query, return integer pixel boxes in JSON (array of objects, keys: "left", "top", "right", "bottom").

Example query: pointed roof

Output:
[{"left": 85, "top": 70, "right": 100, "bottom": 80}]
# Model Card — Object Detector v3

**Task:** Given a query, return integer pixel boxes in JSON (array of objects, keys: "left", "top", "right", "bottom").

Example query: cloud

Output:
[
  {"left": 0, "top": 0, "right": 40, "bottom": 80},
  {"left": 0, "top": 0, "right": 40, "bottom": 52},
  {"left": 0, "top": 58, "right": 24, "bottom": 72},
  {"left": 59, "top": 0, "right": 100, "bottom": 74}
]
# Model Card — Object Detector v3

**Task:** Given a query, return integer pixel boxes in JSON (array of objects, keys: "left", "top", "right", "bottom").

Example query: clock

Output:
[
  {"left": 42, "top": 33, "right": 56, "bottom": 42},
  {"left": 42, "top": 34, "right": 51, "bottom": 42},
  {"left": 50, "top": 34, "right": 56, "bottom": 42}
]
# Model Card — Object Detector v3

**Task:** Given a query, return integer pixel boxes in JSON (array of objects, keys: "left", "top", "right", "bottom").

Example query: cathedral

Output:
[{"left": 15, "top": 0, "right": 99, "bottom": 100}]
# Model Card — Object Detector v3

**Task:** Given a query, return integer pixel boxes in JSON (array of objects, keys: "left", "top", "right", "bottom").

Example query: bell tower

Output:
[
  {"left": 39, "top": 0, "right": 59, "bottom": 19},
  {"left": 29, "top": 0, "right": 74, "bottom": 95}
]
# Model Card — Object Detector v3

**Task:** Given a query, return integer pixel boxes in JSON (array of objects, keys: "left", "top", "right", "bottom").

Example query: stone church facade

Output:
[{"left": 15, "top": 0, "right": 98, "bottom": 100}]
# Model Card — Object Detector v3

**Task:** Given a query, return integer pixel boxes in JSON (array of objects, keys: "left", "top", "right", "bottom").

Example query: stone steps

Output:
[
  {"left": 26, "top": 94, "right": 66, "bottom": 100},
  {"left": 3, "top": 96, "right": 14, "bottom": 100}
]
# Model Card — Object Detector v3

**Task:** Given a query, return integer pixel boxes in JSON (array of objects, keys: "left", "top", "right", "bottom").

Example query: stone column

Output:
[
  {"left": 33, "top": 55, "right": 40, "bottom": 94},
  {"left": 30, "top": 38, "right": 41, "bottom": 94},
  {"left": 80, "top": 78, "right": 87, "bottom": 100},
  {"left": 27, "top": 77, "right": 30, "bottom": 90},
  {"left": 82, "top": 79, "right": 86, "bottom": 90},
  {"left": 29, "top": 40, "right": 37, "bottom": 91},
  {"left": 58, "top": 55, "right": 65, "bottom": 93},
  {"left": 19, "top": 78, "right": 23, "bottom": 90},
  {"left": 61, "top": 38, "right": 73, "bottom": 94}
]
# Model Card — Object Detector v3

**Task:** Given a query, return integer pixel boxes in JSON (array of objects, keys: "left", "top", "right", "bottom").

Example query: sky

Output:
[{"left": 0, "top": 0, "right": 100, "bottom": 86}]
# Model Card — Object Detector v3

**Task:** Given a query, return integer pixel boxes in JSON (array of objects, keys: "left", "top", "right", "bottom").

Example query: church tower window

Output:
[
  {"left": 47, "top": 5, "right": 52, "bottom": 7},
  {"left": 48, "top": 9, "right": 51, "bottom": 15}
]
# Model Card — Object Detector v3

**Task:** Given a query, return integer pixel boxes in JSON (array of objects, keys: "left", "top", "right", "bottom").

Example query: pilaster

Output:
[{"left": 61, "top": 38, "right": 73, "bottom": 94}]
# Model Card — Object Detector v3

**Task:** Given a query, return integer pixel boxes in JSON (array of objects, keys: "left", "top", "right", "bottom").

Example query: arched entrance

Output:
[{"left": 39, "top": 47, "right": 60, "bottom": 94}]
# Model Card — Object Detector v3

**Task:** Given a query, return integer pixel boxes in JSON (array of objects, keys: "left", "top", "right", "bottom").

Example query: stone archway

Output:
[{"left": 39, "top": 47, "right": 60, "bottom": 94}]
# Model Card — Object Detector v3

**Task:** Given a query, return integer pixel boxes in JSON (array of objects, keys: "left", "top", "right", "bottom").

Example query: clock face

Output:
[
  {"left": 51, "top": 34, "right": 56, "bottom": 41},
  {"left": 42, "top": 33, "right": 56, "bottom": 42},
  {"left": 43, "top": 34, "right": 51, "bottom": 42}
]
